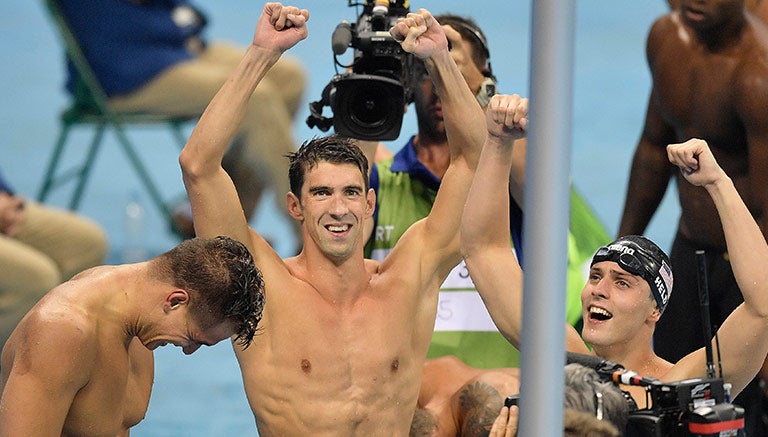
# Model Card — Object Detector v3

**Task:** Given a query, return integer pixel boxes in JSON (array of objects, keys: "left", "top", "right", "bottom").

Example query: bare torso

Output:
[
  {"left": 61, "top": 337, "right": 153, "bottom": 436},
  {"left": 0, "top": 266, "right": 154, "bottom": 436},
  {"left": 650, "top": 13, "right": 768, "bottom": 247},
  {"left": 238, "top": 233, "right": 442, "bottom": 436}
]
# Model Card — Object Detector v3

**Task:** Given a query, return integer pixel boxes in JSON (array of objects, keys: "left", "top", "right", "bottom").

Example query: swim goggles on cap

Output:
[{"left": 591, "top": 242, "right": 672, "bottom": 314}]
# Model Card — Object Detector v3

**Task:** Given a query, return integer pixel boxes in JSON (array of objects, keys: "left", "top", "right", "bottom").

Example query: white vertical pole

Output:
[{"left": 518, "top": 0, "right": 576, "bottom": 435}]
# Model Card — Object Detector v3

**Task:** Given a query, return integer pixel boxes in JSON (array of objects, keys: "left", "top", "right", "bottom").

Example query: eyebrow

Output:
[
  {"left": 308, "top": 184, "right": 363, "bottom": 194},
  {"left": 591, "top": 265, "right": 640, "bottom": 281}
]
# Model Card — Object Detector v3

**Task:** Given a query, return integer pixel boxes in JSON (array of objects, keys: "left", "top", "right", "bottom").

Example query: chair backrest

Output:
[{"left": 42, "top": 0, "right": 112, "bottom": 115}]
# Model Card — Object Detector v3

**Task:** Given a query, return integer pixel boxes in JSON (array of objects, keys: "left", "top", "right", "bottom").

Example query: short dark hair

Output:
[
  {"left": 286, "top": 135, "right": 369, "bottom": 200},
  {"left": 434, "top": 14, "right": 490, "bottom": 72},
  {"left": 152, "top": 236, "right": 265, "bottom": 348}
]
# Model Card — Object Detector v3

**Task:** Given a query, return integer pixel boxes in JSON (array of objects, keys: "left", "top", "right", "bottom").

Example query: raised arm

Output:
[
  {"left": 667, "top": 138, "right": 768, "bottom": 396},
  {"left": 178, "top": 3, "right": 308, "bottom": 258},
  {"left": 461, "top": 95, "right": 590, "bottom": 354},
  {"left": 386, "top": 9, "right": 487, "bottom": 274}
]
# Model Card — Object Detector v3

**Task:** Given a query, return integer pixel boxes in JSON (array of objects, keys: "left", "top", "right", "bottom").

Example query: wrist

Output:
[{"left": 704, "top": 172, "right": 733, "bottom": 196}]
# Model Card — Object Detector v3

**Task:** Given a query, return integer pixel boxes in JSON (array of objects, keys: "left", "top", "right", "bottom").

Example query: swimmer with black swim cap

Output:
[{"left": 591, "top": 235, "right": 673, "bottom": 315}]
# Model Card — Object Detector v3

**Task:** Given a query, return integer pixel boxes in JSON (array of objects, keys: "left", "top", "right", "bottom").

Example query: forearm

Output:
[
  {"left": 425, "top": 49, "right": 485, "bottom": 165},
  {"left": 508, "top": 139, "right": 527, "bottom": 206},
  {"left": 462, "top": 135, "right": 515, "bottom": 254},
  {"left": 181, "top": 44, "right": 280, "bottom": 177},
  {"left": 462, "top": 136, "right": 525, "bottom": 347}
]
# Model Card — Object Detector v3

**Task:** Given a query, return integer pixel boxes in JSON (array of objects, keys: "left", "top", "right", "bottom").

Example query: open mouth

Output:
[
  {"left": 325, "top": 224, "right": 350, "bottom": 233},
  {"left": 588, "top": 306, "right": 613, "bottom": 322}
]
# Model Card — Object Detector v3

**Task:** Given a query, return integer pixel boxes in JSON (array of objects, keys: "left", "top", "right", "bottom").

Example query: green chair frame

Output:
[{"left": 37, "top": 0, "right": 194, "bottom": 223}]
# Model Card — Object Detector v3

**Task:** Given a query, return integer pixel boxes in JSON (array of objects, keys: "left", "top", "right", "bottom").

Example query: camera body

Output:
[
  {"left": 626, "top": 378, "right": 744, "bottom": 437},
  {"left": 307, "top": 1, "right": 417, "bottom": 141}
]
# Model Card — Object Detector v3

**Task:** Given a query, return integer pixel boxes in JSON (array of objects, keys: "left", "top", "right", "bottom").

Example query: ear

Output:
[
  {"left": 286, "top": 192, "right": 304, "bottom": 221},
  {"left": 647, "top": 304, "right": 662, "bottom": 323},
  {"left": 365, "top": 188, "right": 376, "bottom": 218},
  {"left": 163, "top": 289, "right": 190, "bottom": 313}
]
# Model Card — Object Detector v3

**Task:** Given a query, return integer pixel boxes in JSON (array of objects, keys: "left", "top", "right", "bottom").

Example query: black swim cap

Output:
[{"left": 590, "top": 235, "right": 673, "bottom": 314}]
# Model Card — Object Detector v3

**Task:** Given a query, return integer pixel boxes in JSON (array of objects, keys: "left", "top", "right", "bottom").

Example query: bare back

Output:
[
  {"left": 648, "top": 13, "right": 768, "bottom": 247},
  {"left": 0, "top": 267, "right": 154, "bottom": 436}
]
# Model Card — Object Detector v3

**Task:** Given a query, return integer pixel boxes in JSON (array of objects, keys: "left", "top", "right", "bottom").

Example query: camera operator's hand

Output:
[
  {"left": 253, "top": 2, "right": 309, "bottom": 54},
  {"left": 666, "top": 138, "right": 727, "bottom": 189},
  {"left": 0, "top": 192, "right": 25, "bottom": 237},
  {"left": 390, "top": 8, "right": 448, "bottom": 60},
  {"left": 489, "top": 406, "right": 519, "bottom": 437},
  {"left": 486, "top": 94, "right": 529, "bottom": 143}
]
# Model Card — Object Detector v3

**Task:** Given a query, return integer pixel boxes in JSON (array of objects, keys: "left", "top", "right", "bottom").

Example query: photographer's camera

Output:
[{"left": 307, "top": 1, "right": 415, "bottom": 141}]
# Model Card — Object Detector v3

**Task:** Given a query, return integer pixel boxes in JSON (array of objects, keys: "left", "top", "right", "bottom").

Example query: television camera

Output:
[
  {"left": 583, "top": 354, "right": 745, "bottom": 437},
  {"left": 306, "top": 0, "right": 417, "bottom": 141}
]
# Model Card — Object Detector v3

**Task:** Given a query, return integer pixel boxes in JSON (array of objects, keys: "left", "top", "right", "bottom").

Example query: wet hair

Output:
[
  {"left": 434, "top": 14, "right": 491, "bottom": 72},
  {"left": 286, "top": 135, "right": 369, "bottom": 200},
  {"left": 564, "top": 363, "right": 629, "bottom": 432},
  {"left": 152, "top": 236, "right": 265, "bottom": 348}
]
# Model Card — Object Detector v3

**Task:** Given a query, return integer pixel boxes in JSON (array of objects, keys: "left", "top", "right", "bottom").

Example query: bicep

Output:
[
  {"left": 0, "top": 324, "right": 93, "bottom": 434},
  {"left": 0, "top": 368, "right": 79, "bottom": 434},
  {"left": 465, "top": 246, "right": 524, "bottom": 347},
  {"left": 668, "top": 305, "right": 768, "bottom": 397},
  {"left": 181, "top": 163, "right": 254, "bottom": 253},
  {"left": 710, "top": 305, "right": 768, "bottom": 397},
  {"left": 422, "top": 157, "right": 473, "bottom": 257}
]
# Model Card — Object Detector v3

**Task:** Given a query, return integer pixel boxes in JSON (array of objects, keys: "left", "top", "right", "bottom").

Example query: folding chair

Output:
[{"left": 37, "top": 0, "right": 194, "bottom": 223}]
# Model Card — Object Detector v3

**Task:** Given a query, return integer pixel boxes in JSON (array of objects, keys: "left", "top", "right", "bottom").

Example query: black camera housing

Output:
[
  {"left": 307, "top": 1, "right": 416, "bottom": 141},
  {"left": 504, "top": 394, "right": 519, "bottom": 408},
  {"left": 626, "top": 378, "right": 744, "bottom": 436}
]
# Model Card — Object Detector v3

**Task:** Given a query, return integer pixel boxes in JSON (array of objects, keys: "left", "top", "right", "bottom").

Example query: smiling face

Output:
[
  {"left": 289, "top": 161, "right": 375, "bottom": 262},
  {"left": 580, "top": 261, "right": 660, "bottom": 351}
]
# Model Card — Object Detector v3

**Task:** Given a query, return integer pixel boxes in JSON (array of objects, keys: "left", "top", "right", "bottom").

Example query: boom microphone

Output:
[
  {"left": 566, "top": 352, "right": 662, "bottom": 387},
  {"left": 566, "top": 352, "right": 621, "bottom": 372},
  {"left": 331, "top": 20, "right": 352, "bottom": 55}
]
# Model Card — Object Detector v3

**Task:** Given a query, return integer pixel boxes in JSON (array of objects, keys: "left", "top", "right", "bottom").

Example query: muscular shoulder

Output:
[
  {"left": 733, "top": 21, "right": 768, "bottom": 123},
  {"left": 6, "top": 303, "right": 97, "bottom": 385},
  {"left": 646, "top": 13, "right": 683, "bottom": 62},
  {"left": 25, "top": 302, "right": 97, "bottom": 354}
]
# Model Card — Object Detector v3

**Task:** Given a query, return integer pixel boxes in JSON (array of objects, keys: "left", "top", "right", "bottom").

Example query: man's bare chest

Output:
[
  {"left": 65, "top": 348, "right": 153, "bottom": 434},
  {"left": 654, "top": 59, "right": 739, "bottom": 134}
]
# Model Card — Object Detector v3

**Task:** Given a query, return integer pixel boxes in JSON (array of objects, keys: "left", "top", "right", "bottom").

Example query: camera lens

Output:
[
  {"left": 331, "top": 74, "right": 406, "bottom": 141},
  {"left": 348, "top": 88, "right": 389, "bottom": 127}
]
